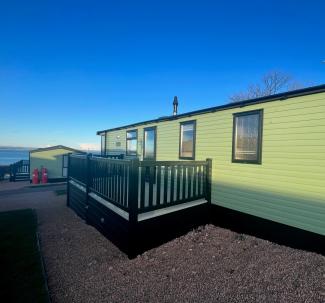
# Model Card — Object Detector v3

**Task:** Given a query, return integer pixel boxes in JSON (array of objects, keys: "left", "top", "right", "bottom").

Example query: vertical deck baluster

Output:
[
  {"left": 106, "top": 162, "right": 109, "bottom": 197},
  {"left": 100, "top": 161, "right": 104, "bottom": 194},
  {"left": 170, "top": 165, "right": 175, "bottom": 203},
  {"left": 121, "top": 164, "right": 125, "bottom": 206},
  {"left": 98, "top": 161, "right": 101, "bottom": 193},
  {"left": 193, "top": 165, "right": 197, "bottom": 198},
  {"left": 202, "top": 165, "right": 206, "bottom": 196},
  {"left": 95, "top": 160, "right": 98, "bottom": 192},
  {"left": 125, "top": 165, "right": 130, "bottom": 208},
  {"left": 103, "top": 161, "right": 105, "bottom": 197},
  {"left": 156, "top": 165, "right": 161, "bottom": 205},
  {"left": 119, "top": 164, "right": 122, "bottom": 205},
  {"left": 182, "top": 166, "right": 186, "bottom": 199},
  {"left": 176, "top": 165, "right": 181, "bottom": 201},
  {"left": 120, "top": 164, "right": 123, "bottom": 205},
  {"left": 114, "top": 163, "right": 118, "bottom": 202},
  {"left": 103, "top": 161, "right": 106, "bottom": 196},
  {"left": 116, "top": 164, "right": 120, "bottom": 203},
  {"left": 111, "top": 163, "right": 115, "bottom": 201},
  {"left": 107, "top": 162, "right": 110, "bottom": 199},
  {"left": 119, "top": 164, "right": 122, "bottom": 204},
  {"left": 163, "top": 166, "right": 168, "bottom": 205},
  {"left": 148, "top": 166, "right": 154, "bottom": 208},
  {"left": 88, "top": 159, "right": 92, "bottom": 189},
  {"left": 94, "top": 160, "right": 97, "bottom": 191},
  {"left": 124, "top": 164, "right": 128, "bottom": 206},
  {"left": 96, "top": 160, "right": 99, "bottom": 192},
  {"left": 188, "top": 165, "right": 192, "bottom": 199},
  {"left": 121, "top": 164, "right": 124, "bottom": 205},
  {"left": 115, "top": 163, "right": 119, "bottom": 202},
  {"left": 110, "top": 162, "right": 113, "bottom": 200},
  {"left": 93, "top": 162, "right": 98, "bottom": 191},
  {"left": 108, "top": 162, "right": 110, "bottom": 197},
  {"left": 140, "top": 166, "right": 145, "bottom": 210},
  {"left": 198, "top": 165, "right": 202, "bottom": 196}
]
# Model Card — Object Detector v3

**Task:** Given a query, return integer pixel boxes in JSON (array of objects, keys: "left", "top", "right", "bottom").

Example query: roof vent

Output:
[{"left": 173, "top": 96, "right": 179, "bottom": 116}]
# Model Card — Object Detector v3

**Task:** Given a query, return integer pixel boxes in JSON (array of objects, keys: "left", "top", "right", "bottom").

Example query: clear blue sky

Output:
[{"left": 1, "top": 0, "right": 324, "bottom": 149}]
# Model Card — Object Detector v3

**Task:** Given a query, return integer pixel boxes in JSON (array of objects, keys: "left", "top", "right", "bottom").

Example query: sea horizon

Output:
[
  {"left": 0, "top": 147, "right": 100, "bottom": 165},
  {"left": 0, "top": 148, "right": 30, "bottom": 165}
]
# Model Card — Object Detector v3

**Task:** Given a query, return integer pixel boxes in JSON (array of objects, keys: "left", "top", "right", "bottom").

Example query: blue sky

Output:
[{"left": 1, "top": 0, "right": 324, "bottom": 149}]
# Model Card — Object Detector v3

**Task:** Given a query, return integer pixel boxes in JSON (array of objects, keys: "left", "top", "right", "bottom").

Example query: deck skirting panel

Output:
[{"left": 68, "top": 182, "right": 87, "bottom": 220}]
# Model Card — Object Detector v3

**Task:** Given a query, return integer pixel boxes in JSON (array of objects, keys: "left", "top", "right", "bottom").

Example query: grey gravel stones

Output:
[{"left": 0, "top": 181, "right": 324, "bottom": 303}]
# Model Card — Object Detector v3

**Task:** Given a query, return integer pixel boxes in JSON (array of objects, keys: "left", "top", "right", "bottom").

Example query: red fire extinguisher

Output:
[
  {"left": 32, "top": 168, "right": 39, "bottom": 184},
  {"left": 41, "top": 167, "right": 48, "bottom": 184}
]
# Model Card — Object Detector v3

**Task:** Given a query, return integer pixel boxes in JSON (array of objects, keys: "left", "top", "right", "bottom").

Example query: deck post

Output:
[
  {"left": 85, "top": 153, "right": 92, "bottom": 224},
  {"left": 128, "top": 158, "right": 139, "bottom": 258},
  {"left": 206, "top": 158, "right": 212, "bottom": 204},
  {"left": 66, "top": 153, "right": 71, "bottom": 207}
]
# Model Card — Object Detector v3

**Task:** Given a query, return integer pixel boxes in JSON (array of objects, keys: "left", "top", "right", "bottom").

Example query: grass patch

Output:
[
  {"left": 0, "top": 209, "right": 49, "bottom": 302},
  {"left": 54, "top": 189, "right": 67, "bottom": 196}
]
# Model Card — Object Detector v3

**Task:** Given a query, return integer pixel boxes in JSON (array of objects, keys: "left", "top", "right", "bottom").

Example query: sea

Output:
[{"left": 0, "top": 148, "right": 30, "bottom": 165}]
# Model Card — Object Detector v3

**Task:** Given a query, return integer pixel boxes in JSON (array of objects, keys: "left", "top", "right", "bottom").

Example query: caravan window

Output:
[
  {"left": 232, "top": 109, "right": 263, "bottom": 164},
  {"left": 126, "top": 130, "right": 137, "bottom": 156},
  {"left": 179, "top": 120, "right": 196, "bottom": 159}
]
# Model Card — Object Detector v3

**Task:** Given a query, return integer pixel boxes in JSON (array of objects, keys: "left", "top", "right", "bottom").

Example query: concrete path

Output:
[{"left": 0, "top": 182, "right": 66, "bottom": 198}]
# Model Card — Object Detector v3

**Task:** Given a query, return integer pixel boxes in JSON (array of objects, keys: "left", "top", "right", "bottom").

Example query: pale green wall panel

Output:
[{"left": 104, "top": 92, "right": 325, "bottom": 235}]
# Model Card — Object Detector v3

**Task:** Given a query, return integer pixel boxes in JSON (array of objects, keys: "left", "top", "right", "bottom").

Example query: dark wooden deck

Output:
[{"left": 67, "top": 154, "right": 212, "bottom": 257}]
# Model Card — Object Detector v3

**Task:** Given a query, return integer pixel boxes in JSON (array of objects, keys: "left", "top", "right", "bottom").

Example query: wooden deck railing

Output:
[
  {"left": 9, "top": 160, "right": 30, "bottom": 182},
  {"left": 138, "top": 160, "right": 211, "bottom": 213},
  {"left": 68, "top": 154, "right": 211, "bottom": 215},
  {"left": 67, "top": 154, "right": 212, "bottom": 256},
  {"left": 89, "top": 156, "right": 130, "bottom": 211},
  {"left": 69, "top": 154, "right": 88, "bottom": 185},
  {"left": 0, "top": 165, "right": 10, "bottom": 180}
]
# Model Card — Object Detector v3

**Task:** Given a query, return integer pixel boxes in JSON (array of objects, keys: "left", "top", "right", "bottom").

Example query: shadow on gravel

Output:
[
  {"left": 210, "top": 205, "right": 325, "bottom": 256},
  {"left": 90, "top": 203, "right": 324, "bottom": 258}
]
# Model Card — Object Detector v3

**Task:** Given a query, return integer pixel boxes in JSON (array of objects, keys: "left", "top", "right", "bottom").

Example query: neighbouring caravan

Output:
[{"left": 29, "top": 145, "right": 81, "bottom": 183}]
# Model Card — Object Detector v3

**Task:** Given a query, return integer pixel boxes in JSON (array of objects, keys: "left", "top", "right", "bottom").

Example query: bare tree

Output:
[{"left": 229, "top": 71, "right": 305, "bottom": 103}]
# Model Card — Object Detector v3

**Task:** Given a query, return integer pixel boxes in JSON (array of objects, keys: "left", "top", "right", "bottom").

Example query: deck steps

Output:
[
  {"left": 14, "top": 173, "right": 30, "bottom": 181},
  {"left": 10, "top": 160, "right": 30, "bottom": 182}
]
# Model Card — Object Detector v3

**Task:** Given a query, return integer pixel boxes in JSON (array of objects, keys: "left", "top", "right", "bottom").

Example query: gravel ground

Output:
[{"left": 0, "top": 181, "right": 324, "bottom": 303}]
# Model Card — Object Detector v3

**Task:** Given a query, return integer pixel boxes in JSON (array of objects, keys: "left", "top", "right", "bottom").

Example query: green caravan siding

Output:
[
  {"left": 29, "top": 148, "right": 70, "bottom": 180},
  {"left": 105, "top": 92, "right": 325, "bottom": 235}
]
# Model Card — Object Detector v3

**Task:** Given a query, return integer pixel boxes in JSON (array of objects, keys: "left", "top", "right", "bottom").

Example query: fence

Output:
[
  {"left": 0, "top": 165, "right": 10, "bottom": 180},
  {"left": 9, "top": 160, "right": 30, "bottom": 182},
  {"left": 67, "top": 154, "right": 212, "bottom": 256}
]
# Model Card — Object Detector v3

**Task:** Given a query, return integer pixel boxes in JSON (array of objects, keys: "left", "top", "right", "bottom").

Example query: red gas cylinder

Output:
[
  {"left": 32, "top": 168, "right": 39, "bottom": 184},
  {"left": 41, "top": 167, "right": 48, "bottom": 184}
]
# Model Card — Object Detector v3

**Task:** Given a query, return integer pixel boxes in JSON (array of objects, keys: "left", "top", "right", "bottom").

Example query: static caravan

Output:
[
  {"left": 30, "top": 145, "right": 81, "bottom": 183},
  {"left": 67, "top": 85, "right": 325, "bottom": 257},
  {"left": 98, "top": 85, "right": 325, "bottom": 236}
]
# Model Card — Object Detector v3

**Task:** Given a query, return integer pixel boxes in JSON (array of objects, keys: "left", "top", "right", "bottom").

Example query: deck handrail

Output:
[
  {"left": 139, "top": 160, "right": 209, "bottom": 167},
  {"left": 9, "top": 159, "right": 30, "bottom": 182},
  {"left": 67, "top": 154, "right": 212, "bottom": 221}
]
